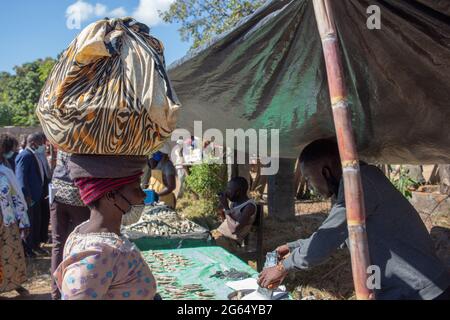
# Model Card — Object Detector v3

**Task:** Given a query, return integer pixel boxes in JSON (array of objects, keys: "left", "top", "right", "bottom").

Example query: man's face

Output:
[
  {"left": 29, "top": 138, "right": 42, "bottom": 150},
  {"left": 225, "top": 182, "right": 240, "bottom": 202},
  {"left": 301, "top": 162, "right": 334, "bottom": 198}
]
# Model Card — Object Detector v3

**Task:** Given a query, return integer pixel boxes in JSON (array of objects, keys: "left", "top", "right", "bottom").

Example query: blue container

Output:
[{"left": 144, "top": 189, "right": 157, "bottom": 205}]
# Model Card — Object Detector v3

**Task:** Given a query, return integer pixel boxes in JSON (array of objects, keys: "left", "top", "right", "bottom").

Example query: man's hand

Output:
[
  {"left": 257, "top": 264, "right": 288, "bottom": 289},
  {"left": 217, "top": 208, "right": 226, "bottom": 220},
  {"left": 26, "top": 196, "right": 32, "bottom": 207},
  {"left": 276, "top": 244, "right": 290, "bottom": 260},
  {"left": 218, "top": 192, "right": 229, "bottom": 210},
  {"left": 20, "top": 228, "right": 30, "bottom": 240}
]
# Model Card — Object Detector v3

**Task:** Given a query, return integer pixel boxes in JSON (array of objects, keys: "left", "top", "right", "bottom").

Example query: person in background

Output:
[
  {"left": 258, "top": 139, "right": 450, "bottom": 300},
  {"left": 36, "top": 133, "right": 52, "bottom": 245},
  {"left": 0, "top": 134, "right": 30, "bottom": 296},
  {"left": 211, "top": 177, "right": 257, "bottom": 251},
  {"left": 50, "top": 150, "right": 90, "bottom": 300},
  {"left": 15, "top": 133, "right": 46, "bottom": 257},
  {"left": 53, "top": 155, "right": 157, "bottom": 300},
  {"left": 19, "top": 135, "right": 27, "bottom": 154},
  {"left": 1, "top": 135, "right": 18, "bottom": 172},
  {"left": 173, "top": 139, "right": 187, "bottom": 199},
  {"left": 143, "top": 145, "right": 177, "bottom": 209}
]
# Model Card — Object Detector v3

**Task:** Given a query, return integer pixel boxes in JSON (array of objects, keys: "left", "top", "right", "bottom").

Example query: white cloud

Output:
[
  {"left": 66, "top": 0, "right": 95, "bottom": 24},
  {"left": 66, "top": 1, "right": 128, "bottom": 29},
  {"left": 94, "top": 3, "right": 107, "bottom": 16},
  {"left": 132, "top": 0, "right": 175, "bottom": 26},
  {"left": 108, "top": 7, "right": 128, "bottom": 18}
]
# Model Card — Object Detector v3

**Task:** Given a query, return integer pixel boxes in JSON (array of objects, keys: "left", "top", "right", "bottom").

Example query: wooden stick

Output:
[{"left": 312, "top": 0, "right": 374, "bottom": 300}]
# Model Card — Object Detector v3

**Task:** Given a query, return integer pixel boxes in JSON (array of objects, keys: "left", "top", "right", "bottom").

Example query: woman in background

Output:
[{"left": 0, "top": 134, "right": 30, "bottom": 296}]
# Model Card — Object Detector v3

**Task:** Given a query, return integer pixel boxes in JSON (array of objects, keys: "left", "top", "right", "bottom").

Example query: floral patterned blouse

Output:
[
  {"left": 54, "top": 221, "right": 157, "bottom": 300},
  {"left": 0, "top": 170, "right": 30, "bottom": 229}
]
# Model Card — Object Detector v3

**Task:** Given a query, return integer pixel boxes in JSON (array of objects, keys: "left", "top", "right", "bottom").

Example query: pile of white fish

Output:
[{"left": 122, "top": 205, "right": 207, "bottom": 239}]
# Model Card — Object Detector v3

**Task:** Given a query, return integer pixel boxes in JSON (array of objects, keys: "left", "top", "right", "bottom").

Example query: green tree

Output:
[
  {"left": 160, "top": 0, "right": 266, "bottom": 49},
  {"left": 185, "top": 162, "right": 227, "bottom": 199},
  {"left": 0, "top": 58, "right": 56, "bottom": 126}
]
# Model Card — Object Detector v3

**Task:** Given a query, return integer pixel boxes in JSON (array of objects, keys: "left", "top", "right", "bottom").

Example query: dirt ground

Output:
[
  {"left": 1, "top": 200, "right": 448, "bottom": 300},
  {"left": 0, "top": 244, "right": 52, "bottom": 300}
]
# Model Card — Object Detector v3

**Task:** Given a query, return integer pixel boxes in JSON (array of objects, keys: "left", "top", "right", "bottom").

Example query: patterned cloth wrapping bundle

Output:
[
  {"left": 52, "top": 178, "right": 85, "bottom": 207},
  {"left": 37, "top": 17, "right": 181, "bottom": 155}
]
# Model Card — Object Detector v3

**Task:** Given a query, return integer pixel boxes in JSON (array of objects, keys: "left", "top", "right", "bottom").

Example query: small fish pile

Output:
[
  {"left": 210, "top": 268, "right": 252, "bottom": 281},
  {"left": 143, "top": 251, "right": 216, "bottom": 300},
  {"left": 122, "top": 205, "right": 207, "bottom": 239},
  {"left": 146, "top": 251, "right": 195, "bottom": 272}
]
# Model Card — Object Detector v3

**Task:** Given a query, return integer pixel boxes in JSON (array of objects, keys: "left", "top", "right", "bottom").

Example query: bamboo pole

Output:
[{"left": 312, "top": 0, "right": 374, "bottom": 300}]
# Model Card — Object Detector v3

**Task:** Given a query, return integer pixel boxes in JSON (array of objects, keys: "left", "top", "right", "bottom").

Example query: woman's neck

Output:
[{"left": 80, "top": 209, "right": 122, "bottom": 236}]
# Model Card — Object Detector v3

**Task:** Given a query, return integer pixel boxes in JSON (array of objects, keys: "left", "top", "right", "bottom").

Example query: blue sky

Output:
[{"left": 0, "top": 0, "right": 192, "bottom": 73}]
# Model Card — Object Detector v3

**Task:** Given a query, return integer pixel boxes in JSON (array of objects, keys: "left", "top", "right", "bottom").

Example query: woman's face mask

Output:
[
  {"left": 3, "top": 151, "right": 14, "bottom": 160},
  {"left": 114, "top": 192, "right": 145, "bottom": 226},
  {"left": 122, "top": 204, "right": 145, "bottom": 226}
]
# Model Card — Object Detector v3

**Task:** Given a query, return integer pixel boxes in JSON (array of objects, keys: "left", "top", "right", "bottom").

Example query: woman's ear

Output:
[{"left": 105, "top": 191, "right": 116, "bottom": 202}]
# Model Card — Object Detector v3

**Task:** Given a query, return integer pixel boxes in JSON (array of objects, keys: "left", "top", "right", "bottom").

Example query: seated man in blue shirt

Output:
[{"left": 258, "top": 139, "right": 450, "bottom": 300}]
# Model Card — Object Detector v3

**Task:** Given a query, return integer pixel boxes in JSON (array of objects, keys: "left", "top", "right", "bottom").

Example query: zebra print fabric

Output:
[{"left": 37, "top": 17, "right": 181, "bottom": 156}]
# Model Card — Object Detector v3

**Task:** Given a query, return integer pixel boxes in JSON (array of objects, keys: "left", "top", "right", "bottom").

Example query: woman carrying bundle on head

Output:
[{"left": 53, "top": 155, "right": 159, "bottom": 300}]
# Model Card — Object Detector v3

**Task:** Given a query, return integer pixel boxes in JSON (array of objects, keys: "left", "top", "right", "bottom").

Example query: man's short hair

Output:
[
  {"left": 27, "top": 132, "right": 42, "bottom": 145},
  {"left": 229, "top": 176, "right": 249, "bottom": 193},
  {"left": 299, "top": 139, "right": 340, "bottom": 165},
  {"left": 38, "top": 132, "right": 47, "bottom": 142}
]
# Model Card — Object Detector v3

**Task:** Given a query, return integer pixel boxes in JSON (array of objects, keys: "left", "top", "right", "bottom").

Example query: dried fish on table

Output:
[
  {"left": 121, "top": 205, "right": 208, "bottom": 239},
  {"left": 210, "top": 268, "right": 252, "bottom": 280},
  {"left": 196, "top": 292, "right": 215, "bottom": 298}
]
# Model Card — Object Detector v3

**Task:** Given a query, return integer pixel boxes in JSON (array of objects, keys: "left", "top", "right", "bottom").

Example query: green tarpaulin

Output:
[
  {"left": 140, "top": 246, "right": 259, "bottom": 300},
  {"left": 168, "top": 0, "right": 450, "bottom": 163},
  {"left": 132, "top": 236, "right": 214, "bottom": 251}
]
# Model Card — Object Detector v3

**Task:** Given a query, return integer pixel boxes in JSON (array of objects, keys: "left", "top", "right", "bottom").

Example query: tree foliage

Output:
[
  {"left": 0, "top": 58, "right": 56, "bottom": 126},
  {"left": 160, "top": 0, "right": 266, "bottom": 49},
  {"left": 185, "top": 162, "right": 227, "bottom": 199}
]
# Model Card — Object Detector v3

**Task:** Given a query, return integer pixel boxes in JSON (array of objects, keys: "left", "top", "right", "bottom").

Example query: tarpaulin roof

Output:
[{"left": 168, "top": 0, "right": 450, "bottom": 163}]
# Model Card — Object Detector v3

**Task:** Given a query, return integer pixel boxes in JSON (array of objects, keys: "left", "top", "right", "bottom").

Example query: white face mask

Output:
[
  {"left": 121, "top": 204, "right": 145, "bottom": 226},
  {"left": 114, "top": 192, "right": 145, "bottom": 226},
  {"left": 3, "top": 151, "right": 14, "bottom": 159}
]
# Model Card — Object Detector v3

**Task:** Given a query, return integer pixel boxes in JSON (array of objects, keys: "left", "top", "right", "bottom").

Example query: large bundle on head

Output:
[{"left": 37, "top": 17, "right": 180, "bottom": 155}]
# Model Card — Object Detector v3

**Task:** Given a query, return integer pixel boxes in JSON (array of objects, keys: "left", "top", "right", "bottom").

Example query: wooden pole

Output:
[{"left": 312, "top": 0, "right": 374, "bottom": 300}]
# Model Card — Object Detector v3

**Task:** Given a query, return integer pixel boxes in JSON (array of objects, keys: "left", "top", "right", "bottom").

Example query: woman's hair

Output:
[{"left": 0, "top": 133, "right": 16, "bottom": 154}]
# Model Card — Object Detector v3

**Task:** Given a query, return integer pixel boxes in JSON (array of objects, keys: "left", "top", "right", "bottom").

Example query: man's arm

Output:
[
  {"left": 282, "top": 168, "right": 380, "bottom": 271},
  {"left": 282, "top": 201, "right": 348, "bottom": 271},
  {"left": 141, "top": 163, "right": 151, "bottom": 189},
  {"left": 15, "top": 154, "right": 31, "bottom": 203},
  {"left": 159, "top": 173, "right": 176, "bottom": 196}
]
